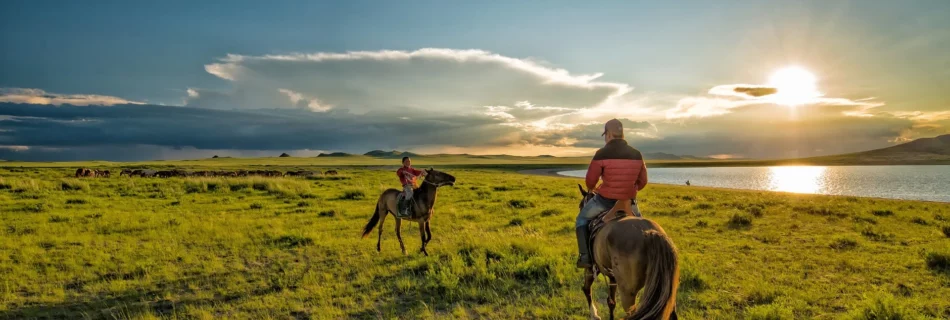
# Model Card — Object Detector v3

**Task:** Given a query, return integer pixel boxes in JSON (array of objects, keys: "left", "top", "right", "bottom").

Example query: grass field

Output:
[{"left": 0, "top": 165, "right": 948, "bottom": 319}]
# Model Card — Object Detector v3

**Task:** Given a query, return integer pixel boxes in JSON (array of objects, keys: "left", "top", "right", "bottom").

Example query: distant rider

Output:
[
  {"left": 575, "top": 119, "right": 649, "bottom": 268},
  {"left": 397, "top": 156, "right": 426, "bottom": 215}
]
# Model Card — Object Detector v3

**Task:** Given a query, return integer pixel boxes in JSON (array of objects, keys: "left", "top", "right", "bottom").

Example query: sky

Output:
[{"left": 1, "top": 0, "right": 949, "bottom": 161}]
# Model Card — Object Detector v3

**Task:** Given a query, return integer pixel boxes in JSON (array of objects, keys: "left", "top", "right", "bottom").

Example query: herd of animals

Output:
[{"left": 73, "top": 168, "right": 339, "bottom": 178}]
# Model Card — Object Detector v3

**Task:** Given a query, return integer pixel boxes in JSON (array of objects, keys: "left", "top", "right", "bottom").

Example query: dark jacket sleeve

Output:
[
  {"left": 585, "top": 159, "right": 603, "bottom": 191},
  {"left": 636, "top": 161, "right": 648, "bottom": 191}
]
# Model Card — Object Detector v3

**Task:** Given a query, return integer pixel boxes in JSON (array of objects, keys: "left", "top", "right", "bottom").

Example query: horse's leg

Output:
[
  {"left": 395, "top": 218, "right": 406, "bottom": 255},
  {"left": 418, "top": 222, "right": 428, "bottom": 256},
  {"left": 670, "top": 306, "right": 679, "bottom": 320},
  {"left": 376, "top": 209, "right": 388, "bottom": 252},
  {"left": 607, "top": 276, "right": 618, "bottom": 320},
  {"left": 583, "top": 269, "right": 601, "bottom": 320},
  {"left": 424, "top": 220, "right": 432, "bottom": 243}
]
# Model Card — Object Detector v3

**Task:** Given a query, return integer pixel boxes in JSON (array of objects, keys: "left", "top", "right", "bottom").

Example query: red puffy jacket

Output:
[{"left": 585, "top": 139, "right": 648, "bottom": 200}]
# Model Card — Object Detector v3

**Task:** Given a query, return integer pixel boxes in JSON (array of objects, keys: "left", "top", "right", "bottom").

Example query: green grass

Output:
[{"left": 0, "top": 166, "right": 948, "bottom": 319}]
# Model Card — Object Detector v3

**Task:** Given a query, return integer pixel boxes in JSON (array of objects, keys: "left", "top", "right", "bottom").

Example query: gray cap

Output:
[{"left": 601, "top": 118, "right": 623, "bottom": 137}]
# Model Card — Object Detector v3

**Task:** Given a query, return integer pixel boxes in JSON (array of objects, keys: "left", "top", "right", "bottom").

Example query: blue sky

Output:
[{"left": 1, "top": 1, "right": 949, "bottom": 160}]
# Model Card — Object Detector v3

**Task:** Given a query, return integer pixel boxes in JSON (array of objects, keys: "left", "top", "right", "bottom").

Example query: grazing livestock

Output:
[
  {"left": 96, "top": 170, "right": 111, "bottom": 178},
  {"left": 75, "top": 168, "right": 95, "bottom": 178},
  {"left": 285, "top": 170, "right": 315, "bottom": 177}
]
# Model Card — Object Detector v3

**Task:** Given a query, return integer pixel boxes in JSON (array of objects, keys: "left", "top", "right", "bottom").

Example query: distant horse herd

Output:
[{"left": 74, "top": 168, "right": 339, "bottom": 178}]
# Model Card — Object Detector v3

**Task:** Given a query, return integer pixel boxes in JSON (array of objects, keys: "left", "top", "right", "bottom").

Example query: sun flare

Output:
[{"left": 768, "top": 66, "right": 820, "bottom": 106}]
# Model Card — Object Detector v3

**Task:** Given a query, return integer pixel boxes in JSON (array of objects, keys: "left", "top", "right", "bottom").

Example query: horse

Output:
[
  {"left": 578, "top": 185, "right": 680, "bottom": 320},
  {"left": 75, "top": 168, "right": 95, "bottom": 178},
  {"left": 96, "top": 170, "right": 111, "bottom": 178},
  {"left": 361, "top": 168, "right": 455, "bottom": 256}
]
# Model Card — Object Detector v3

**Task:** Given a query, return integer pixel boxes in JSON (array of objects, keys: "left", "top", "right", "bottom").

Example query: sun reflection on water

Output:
[{"left": 768, "top": 166, "right": 826, "bottom": 194}]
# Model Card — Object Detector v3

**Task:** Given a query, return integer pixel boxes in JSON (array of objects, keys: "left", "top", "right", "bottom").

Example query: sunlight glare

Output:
[
  {"left": 768, "top": 166, "right": 826, "bottom": 194},
  {"left": 768, "top": 66, "right": 821, "bottom": 106}
]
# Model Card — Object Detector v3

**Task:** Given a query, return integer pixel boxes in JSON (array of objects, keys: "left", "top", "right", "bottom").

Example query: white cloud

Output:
[
  {"left": 0, "top": 88, "right": 142, "bottom": 106},
  {"left": 187, "top": 48, "right": 631, "bottom": 116}
]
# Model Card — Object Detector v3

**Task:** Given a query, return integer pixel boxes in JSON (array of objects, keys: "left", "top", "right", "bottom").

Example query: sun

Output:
[{"left": 768, "top": 66, "right": 820, "bottom": 106}]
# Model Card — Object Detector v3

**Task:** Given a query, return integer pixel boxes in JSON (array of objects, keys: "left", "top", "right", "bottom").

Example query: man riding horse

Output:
[
  {"left": 397, "top": 156, "right": 426, "bottom": 217},
  {"left": 575, "top": 118, "right": 648, "bottom": 268}
]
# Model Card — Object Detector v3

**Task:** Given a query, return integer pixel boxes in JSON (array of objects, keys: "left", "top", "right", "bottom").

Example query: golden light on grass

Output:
[{"left": 768, "top": 66, "right": 821, "bottom": 106}]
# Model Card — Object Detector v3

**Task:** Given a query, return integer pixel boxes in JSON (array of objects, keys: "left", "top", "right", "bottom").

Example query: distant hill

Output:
[
  {"left": 363, "top": 150, "right": 420, "bottom": 158},
  {"left": 799, "top": 134, "right": 950, "bottom": 165},
  {"left": 317, "top": 152, "right": 355, "bottom": 157}
]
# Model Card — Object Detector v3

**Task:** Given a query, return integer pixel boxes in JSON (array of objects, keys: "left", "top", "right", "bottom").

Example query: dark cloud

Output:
[
  {"left": 0, "top": 103, "right": 519, "bottom": 160},
  {"left": 733, "top": 86, "right": 778, "bottom": 97}
]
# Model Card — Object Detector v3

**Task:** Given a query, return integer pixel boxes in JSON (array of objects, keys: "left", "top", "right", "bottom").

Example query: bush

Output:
[
  {"left": 909, "top": 217, "right": 928, "bottom": 225},
  {"left": 748, "top": 205, "right": 765, "bottom": 218},
  {"left": 728, "top": 213, "right": 753, "bottom": 229},
  {"left": 269, "top": 235, "right": 314, "bottom": 249},
  {"left": 49, "top": 215, "right": 70, "bottom": 223},
  {"left": 508, "top": 218, "right": 524, "bottom": 226},
  {"left": 493, "top": 186, "right": 514, "bottom": 192},
  {"left": 925, "top": 251, "right": 950, "bottom": 275},
  {"left": 297, "top": 201, "right": 310, "bottom": 207},
  {"left": 942, "top": 226, "right": 950, "bottom": 238},
  {"left": 318, "top": 210, "right": 336, "bottom": 217},
  {"left": 830, "top": 237, "right": 859, "bottom": 250},
  {"left": 340, "top": 190, "right": 365, "bottom": 200},
  {"left": 540, "top": 209, "right": 561, "bottom": 217},
  {"left": 65, "top": 199, "right": 87, "bottom": 205},
  {"left": 0, "top": 182, "right": 11, "bottom": 190},
  {"left": 551, "top": 192, "right": 569, "bottom": 198},
  {"left": 860, "top": 227, "right": 893, "bottom": 242},
  {"left": 508, "top": 199, "right": 533, "bottom": 209},
  {"left": 60, "top": 180, "right": 88, "bottom": 191},
  {"left": 695, "top": 220, "right": 709, "bottom": 228},
  {"left": 250, "top": 203, "right": 264, "bottom": 209},
  {"left": 694, "top": 203, "right": 714, "bottom": 210},
  {"left": 871, "top": 210, "right": 894, "bottom": 217}
]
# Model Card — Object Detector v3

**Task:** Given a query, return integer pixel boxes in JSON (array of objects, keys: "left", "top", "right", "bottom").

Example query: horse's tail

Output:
[
  {"left": 361, "top": 203, "right": 381, "bottom": 238},
  {"left": 628, "top": 230, "right": 679, "bottom": 320}
]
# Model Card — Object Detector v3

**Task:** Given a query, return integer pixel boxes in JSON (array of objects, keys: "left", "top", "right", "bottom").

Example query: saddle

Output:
[
  {"left": 588, "top": 199, "right": 635, "bottom": 237},
  {"left": 587, "top": 199, "right": 638, "bottom": 275}
]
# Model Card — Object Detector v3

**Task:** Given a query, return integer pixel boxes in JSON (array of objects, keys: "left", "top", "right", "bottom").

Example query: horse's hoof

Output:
[{"left": 401, "top": 250, "right": 407, "bottom": 255}]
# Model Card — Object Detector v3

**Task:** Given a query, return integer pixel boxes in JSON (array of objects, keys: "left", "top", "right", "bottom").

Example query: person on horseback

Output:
[
  {"left": 396, "top": 156, "right": 426, "bottom": 217},
  {"left": 575, "top": 119, "right": 649, "bottom": 268}
]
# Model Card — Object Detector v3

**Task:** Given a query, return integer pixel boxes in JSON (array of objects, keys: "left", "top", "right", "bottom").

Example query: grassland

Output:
[{"left": 0, "top": 165, "right": 948, "bottom": 319}]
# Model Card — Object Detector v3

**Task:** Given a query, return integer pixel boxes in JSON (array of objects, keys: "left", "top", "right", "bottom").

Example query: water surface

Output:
[{"left": 559, "top": 166, "right": 950, "bottom": 202}]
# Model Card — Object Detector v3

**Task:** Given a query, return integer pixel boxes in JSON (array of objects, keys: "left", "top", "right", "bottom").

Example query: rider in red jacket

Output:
[
  {"left": 575, "top": 119, "right": 648, "bottom": 268},
  {"left": 397, "top": 156, "right": 426, "bottom": 215}
]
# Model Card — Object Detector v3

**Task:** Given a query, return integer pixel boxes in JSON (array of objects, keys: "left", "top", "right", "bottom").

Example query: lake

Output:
[{"left": 559, "top": 165, "right": 950, "bottom": 202}]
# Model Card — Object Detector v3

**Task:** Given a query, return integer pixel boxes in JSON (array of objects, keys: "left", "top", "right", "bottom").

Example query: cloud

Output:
[
  {"left": 709, "top": 84, "right": 777, "bottom": 98},
  {"left": 187, "top": 49, "right": 631, "bottom": 118},
  {"left": 0, "top": 88, "right": 143, "bottom": 106}
]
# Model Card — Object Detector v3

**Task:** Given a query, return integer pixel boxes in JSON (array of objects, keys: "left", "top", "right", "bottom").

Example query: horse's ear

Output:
[
  {"left": 427, "top": 167, "right": 433, "bottom": 172},
  {"left": 578, "top": 184, "right": 588, "bottom": 196}
]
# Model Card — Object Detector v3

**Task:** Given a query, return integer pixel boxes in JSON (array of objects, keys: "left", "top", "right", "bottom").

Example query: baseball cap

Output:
[{"left": 601, "top": 118, "right": 623, "bottom": 136}]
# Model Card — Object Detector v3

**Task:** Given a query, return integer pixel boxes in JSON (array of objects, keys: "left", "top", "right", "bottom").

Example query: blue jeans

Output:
[{"left": 575, "top": 194, "right": 642, "bottom": 228}]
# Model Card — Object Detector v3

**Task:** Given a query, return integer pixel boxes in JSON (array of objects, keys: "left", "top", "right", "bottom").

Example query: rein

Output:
[{"left": 423, "top": 179, "right": 451, "bottom": 187}]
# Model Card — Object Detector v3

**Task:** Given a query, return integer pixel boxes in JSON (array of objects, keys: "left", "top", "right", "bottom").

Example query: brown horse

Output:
[
  {"left": 578, "top": 186, "right": 679, "bottom": 320},
  {"left": 361, "top": 168, "right": 455, "bottom": 256}
]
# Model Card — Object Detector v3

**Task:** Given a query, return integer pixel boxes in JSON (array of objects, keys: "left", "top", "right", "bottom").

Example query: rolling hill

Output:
[{"left": 798, "top": 134, "right": 950, "bottom": 165}]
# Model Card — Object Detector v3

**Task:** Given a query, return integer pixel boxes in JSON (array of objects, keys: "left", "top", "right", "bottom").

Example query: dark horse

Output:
[
  {"left": 361, "top": 168, "right": 456, "bottom": 256},
  {"left": 579, "top": 185, "right": 680, "bottom": 320}
]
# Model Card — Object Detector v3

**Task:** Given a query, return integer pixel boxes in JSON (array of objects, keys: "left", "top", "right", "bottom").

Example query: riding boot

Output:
[{"left": 575, "top": 226, "right": 592, "bottom": 268}]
